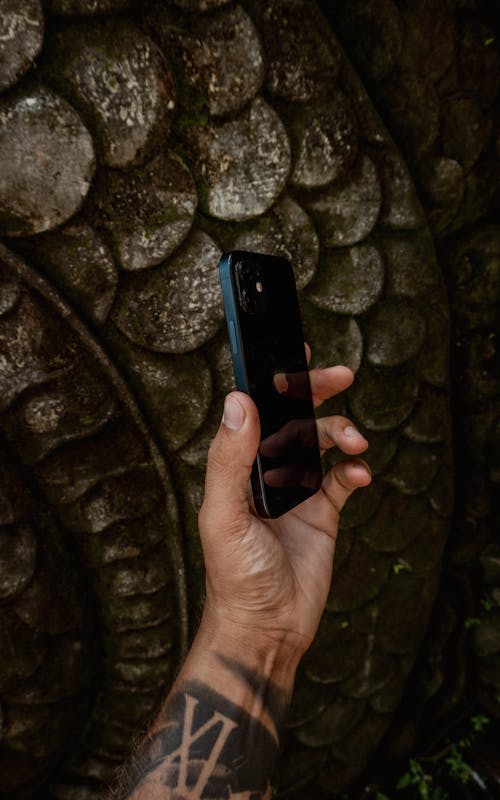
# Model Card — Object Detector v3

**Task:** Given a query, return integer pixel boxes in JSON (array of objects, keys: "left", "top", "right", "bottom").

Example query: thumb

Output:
[{"left": 199, "top": 392, "right": 261, "bottom": 536}]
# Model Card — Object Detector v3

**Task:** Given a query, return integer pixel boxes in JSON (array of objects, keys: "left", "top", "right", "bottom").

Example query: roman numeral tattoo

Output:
[{"left": 115, "top": 657, "right": 289, "bottom": 800}]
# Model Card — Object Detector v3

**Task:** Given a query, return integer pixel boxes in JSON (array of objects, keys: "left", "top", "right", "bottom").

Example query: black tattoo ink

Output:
[
  {"left": 120, "top": 680, "right": 283, "bottom": 799},
  {"left": 215, "top": 653, "right": 290, "bottom": 738}
]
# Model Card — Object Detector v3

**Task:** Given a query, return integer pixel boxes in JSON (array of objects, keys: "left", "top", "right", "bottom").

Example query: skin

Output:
[{"left": 114, "top": 356, "right": 371, "bottom": 800}]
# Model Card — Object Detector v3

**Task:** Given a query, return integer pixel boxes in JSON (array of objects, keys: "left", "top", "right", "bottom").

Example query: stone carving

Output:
[{"left": 0, "top": 0, "right": 460, "bottom": 796}]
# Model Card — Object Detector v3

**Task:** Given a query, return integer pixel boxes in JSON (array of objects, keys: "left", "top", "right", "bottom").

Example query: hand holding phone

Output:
[{"left": 219, "top": 251, "right": 322, "bottom": 518}]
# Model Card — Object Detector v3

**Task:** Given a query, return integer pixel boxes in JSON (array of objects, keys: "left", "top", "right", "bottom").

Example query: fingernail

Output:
[
  {"left": 344, "top": 425, "right": 360, "bottom": 438},
  {"left": 223, "top": 395, "right": 245, "bottom": 430}
]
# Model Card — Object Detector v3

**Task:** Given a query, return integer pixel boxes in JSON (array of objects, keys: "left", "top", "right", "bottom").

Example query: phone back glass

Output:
[{"left": 220, "top": 251, "right": 322, "bottom": 518}]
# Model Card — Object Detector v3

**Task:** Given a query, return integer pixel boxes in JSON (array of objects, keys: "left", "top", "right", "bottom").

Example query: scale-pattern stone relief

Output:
[
  {"left": 321, "top": 0, "right": 499, "bottom": 780},
  {"left": 0, "top": 0, "right": 458, "bottom": 797}
]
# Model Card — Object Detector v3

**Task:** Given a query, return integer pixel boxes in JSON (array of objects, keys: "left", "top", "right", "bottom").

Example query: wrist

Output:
[{"left": 199, "top": 601, "right": 304, "bottom": 683}]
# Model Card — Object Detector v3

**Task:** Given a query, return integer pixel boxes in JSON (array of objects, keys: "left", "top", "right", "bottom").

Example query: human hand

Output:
[{"left": 198, "top": 352, "right": 371, "bottom": 667}]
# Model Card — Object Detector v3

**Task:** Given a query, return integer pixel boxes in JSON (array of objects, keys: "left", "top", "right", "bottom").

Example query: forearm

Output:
[{"left": 114, "top": 608, "right": 300, "bottom": 799}]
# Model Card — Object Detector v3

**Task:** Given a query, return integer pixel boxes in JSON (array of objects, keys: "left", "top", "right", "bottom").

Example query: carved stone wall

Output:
[{"left": 3, "top": 0, "right": 492, "bottom": 797}]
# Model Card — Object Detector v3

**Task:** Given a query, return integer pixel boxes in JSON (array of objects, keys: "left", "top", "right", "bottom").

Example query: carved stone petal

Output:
[
  {"left": 191, "top": 97, "right": 290, "bottom": 221},
  {"left": 233, "top": 196, "right": 319, "bottom": 290},
  {"left": 403, "top": 385, "right": 450, "bottom": 444},
  {"left": 0, "top": 613, "right": 46, "bottom": 693},
  {"left": 348, "top": 363, "right": 418, "bottom": 431},
  {"left": 306, "top": 154, "right": 381, "bottom": 246},
  {"left": 301, "top": 304, "right": 363, "bottom": 373},
  {"left": 45, "top": 20, "right": 175, "bottom": 168},
  {"left": 364, "top": 298, "right": 426, "bottom": 367},
  {"left": 380, "top": 233, "right": 440, "bottom": 298},
  {"left": 172, "top": 4, "right": 264, "bottom": 117},
  {"left": 376, "top": 147, "right": 423, "bottom": 230},
  {"left": 0, "top": 0, "right": 44, "bottom": 92},
  {"left": 307, "top": 244, "right": 384, "bottom": 315},
  {"left": 0, "top": 87, "right": 95, "bottom": 236},
  {"left": 357, "top": 491, "right": 433, "bottom": 553},
  {"left": 378, "top": 70, "right": 440, "bottom": 156},
  {"left": 0, "top": 524, "right": 36, "bottom": 601},
  {"left": 50, "top": 0, "right": 130, "bottom": 13},
  {"left": 290, "top": 94, "right": 358, "bottom": 188},
  {"left": 327, "top": 538, "right": 391, "bottom": 612},
  {"left": 90, "top": 152, "right": 197, "bottom": 272},
  {"left": 294, "top": 694, "right": 365, "bottom": 747},
  {"left": 112, "top": 230, "right": 223, "bottom": 354},
  {"left": 104, "top": 332, "right": 213, "bottom": 452},
  {"left": 383, "top": 440, "right": 440, "bottom": 495},
  {"left": 335, "top": 0, "right": 403, "bottom": 83},
  {"left": 256, "top": 0, "right": 341, "bottom": 101},
  {"left": 21, "top": 222, "right": 117, "bottom": 325}
]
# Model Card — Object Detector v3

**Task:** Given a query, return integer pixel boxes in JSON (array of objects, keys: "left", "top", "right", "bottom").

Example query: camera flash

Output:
[{"left": 256, "top": 281, "right": 263, "bottom": 292}]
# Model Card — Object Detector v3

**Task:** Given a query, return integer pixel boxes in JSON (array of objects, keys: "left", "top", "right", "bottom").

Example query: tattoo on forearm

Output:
[{"left": 115, "top": 663, "right": 290, "bottom": 800}]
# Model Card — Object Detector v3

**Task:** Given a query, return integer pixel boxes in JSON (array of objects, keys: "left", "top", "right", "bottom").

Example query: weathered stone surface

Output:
[
  {"left": 375, "top": 575, "right": 438, "bottom": 655},
  {"left": 104, "top": 622, "right": 173, "bottom": 660},
  {"left": 0, "top": 0, "right": 44, "bottom": 92},
  {"left": 357, "top": 491, "right": 435, "bottom": 553},
  {"left": 330, "top": 708, "right": 392, "bottom": 764},
  {"left": 301, "top": 305, "right": 363, "bottom": 374},
  {"left": 335, "top": 0, "right": 403, "bottom": 83},
  {"left": 370, "top": 657, "right": 412, "bottom": 713},
  {"left": 45, "top": 20, "right": 175, "bottom": 168},
  {"left": 3, "top": 697, "right": 86, "bottom": 762},
  {"left": 376, "top": 147, "right": 423, "bottom": 229},
  {"left": 342, "top": 648, "right": 396, "bottom": 700},
  {"left": 190, "top": 97, "right": 290, "bottom": 220},
  {"left": 50, "top": 0, "right": 130, "bottom": 13},
  {"left": 71, "top": 506, "right": 166, "bottom": 568},
  {"left": 255, "top": 0, "right": 341, "bottom": 101},
  {"left": 348, "top": 363, "right": 418, "bottom": 431},
  {"left": 22, "top": 222, "right": 117, "bottom": 325},
  {"left": 294, "top": 694, "right": 365, "bottom": 747},
  {"left": 415, "top": 306, "right": 449, "bottom": 387},
  {"left": 95, "top": 559, "right": 169, "bottom": 598},
  {"left": 396, "top": 522, "right": 447, "bottom": 576},
  {"left": 398, "top": 2, "right": 456, "bottom": 81},
  {"left": 404, "top": 386, "right": 450, "bottom": 444},
  {"left": 303, "top": 616, "right": 368, "bottom": 684},
  {"left": 233, "top": 196, "right": 319, "bottom": 290},
  {"left": 340, "top": 62, "right": 389, "bottom": 146},
  {"left": 0, "top": 524, "right": 36, "bottom": 600},
  {"left": 0, "top": 86, "right": 95, "bottom": 236},
  {"left": 440, "top": 94, "right": 490, "bottom": 170},
  {"left": 3, "top": 358, "right": 116, "bottom": 464},
  {"left": 290, "top": 94, "right": 358, "bottom": 188},
  {"left": 340, "top": 480, "right": 384, "bottom": 529},
  {"left": 13, "top": 549, "right": 83, "bottom": 634},
  {"left": 0, "top": 291, "right": 80, "bottom": 413},
  {"left": 112, "top": 231, "right": 223, "bottom": 354},
  {"left": 104, "top": 331, "right": 212, "bottom": 452},
  {"left": 459, "top": 22, "right": 499, "bottom": 105},
  {"left": 363, "top": 298, "right": 426, "bottom": 367},
  {"left": 474, "top": 614, "right": 500, "bottom": 658},
  {"left": 0, "top": 276, "right": 20, "bottom": 316},
  {"left": 307, "top": 244, "right": 384, "bottom": 315},
  {"left": 0, "top": 612, "right": 46, "bottom": 693},
  {"left": 172, "top": 0, "right": 230, "bottom": 9},
  {"left": 377, "top": 70, "right": 439, "bottom": 156},
  {"left": 306, "top": 154, "right": 381, "bottom": 245},
  {"left": 99, "top": 589, "right": 173, "bottom": 632},
  {"left": 327, "top": 538, "right": 391, "bottom": 612},
  {"left": 383, "top": 439, "right": 440, "bottom": 495},
  {"left": 356, "top": 428, "right": 398, "bottom": 476},
  {"left": 379, "top": 233, "right": 440, "bottom": 298},
  {"left": 279, "top": 741, "right": 327, "bottom": 790},
  {"left": 426, "top": 463, "right": 454, "bottom": 519},
  {"left": 90, "top": 152, "right": 197, "bottom": 272},
  {"left": 7, "top": 634, "right": 89, "bottom": 703},
  {"left": 165, "top": 4, "right": 264, "bottom": 117},
  {"left": 34, "top": 416, "right": 150, "bottom": 505},
  {"left": 287, "top": 674, "right": 336, "bottom": 728},
  {"left": 418, "top": 156, "right": 465, "bottom": 234},
  {"left": 58, "top": 467, "right": 161, "bottom": 534}
]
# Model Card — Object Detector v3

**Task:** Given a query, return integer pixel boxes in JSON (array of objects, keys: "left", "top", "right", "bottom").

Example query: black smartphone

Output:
[{"left": 219, "top": 251, "right": 322, "bottom": 518}]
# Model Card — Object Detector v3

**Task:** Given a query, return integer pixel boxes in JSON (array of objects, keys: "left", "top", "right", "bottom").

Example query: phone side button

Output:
[{"left": 229, "top": 320, "right": 239, "bottom": 355}]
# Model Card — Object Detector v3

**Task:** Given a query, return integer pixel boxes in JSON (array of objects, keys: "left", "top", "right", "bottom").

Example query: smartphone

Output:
[{"left": 219, "top": 251, "right": 322, "bottom": 518}]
